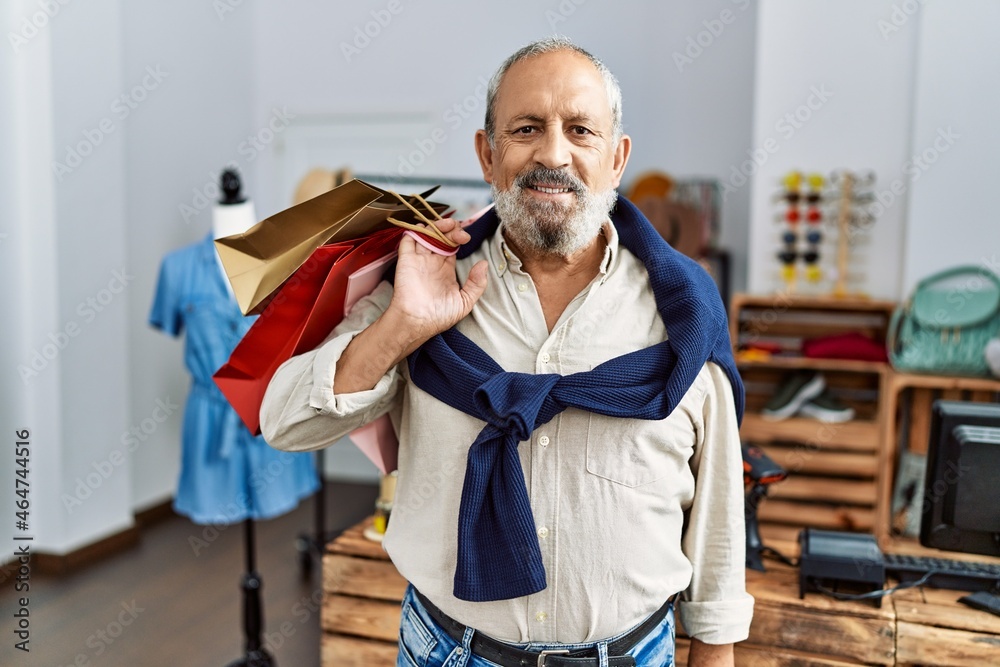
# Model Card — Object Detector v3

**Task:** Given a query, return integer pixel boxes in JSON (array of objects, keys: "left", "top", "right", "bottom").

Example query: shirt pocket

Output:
[{"left": 585, "top": 413, "right": 675, "bottom": 488}]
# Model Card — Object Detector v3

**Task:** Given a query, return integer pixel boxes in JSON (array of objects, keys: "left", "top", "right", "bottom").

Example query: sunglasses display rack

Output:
[{"left": 773, "top": 169, "right": 876, "bottom": 297}]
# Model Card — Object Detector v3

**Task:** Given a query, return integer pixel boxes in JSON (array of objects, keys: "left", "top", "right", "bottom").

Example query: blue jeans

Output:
[{"left": 397, "top": 585, "right": 675, "bottom": 667}]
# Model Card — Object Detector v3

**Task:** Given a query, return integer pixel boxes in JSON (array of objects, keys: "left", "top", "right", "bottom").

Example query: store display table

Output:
[{"left": 322, "top": 519, "right": 1000, "bottom": 666}]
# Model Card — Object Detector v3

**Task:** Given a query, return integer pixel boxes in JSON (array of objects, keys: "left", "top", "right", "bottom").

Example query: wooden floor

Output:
[{"left": 0, "top": 481, "right": 378, "bottom": 667}]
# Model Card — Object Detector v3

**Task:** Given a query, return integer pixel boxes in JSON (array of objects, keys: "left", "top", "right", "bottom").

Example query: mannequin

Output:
[
  {"left": 213, "top": 169, "right": 257, "bottom": 295},
  {"left": 149, "top": 168, "right": 319, "bottom": 667}
]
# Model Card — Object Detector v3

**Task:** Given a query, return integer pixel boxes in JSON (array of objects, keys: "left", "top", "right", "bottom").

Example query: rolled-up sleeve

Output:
[
  {"left": 678, "top": 362, "right": 754, "bottom": 644},
  {"left": 260, "top": 280, "right": 404, "bottom": 452}
]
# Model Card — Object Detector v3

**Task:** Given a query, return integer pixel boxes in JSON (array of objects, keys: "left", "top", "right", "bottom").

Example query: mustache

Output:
[{"left": 514, "top": 167, "right": 585, "bottom": 193}]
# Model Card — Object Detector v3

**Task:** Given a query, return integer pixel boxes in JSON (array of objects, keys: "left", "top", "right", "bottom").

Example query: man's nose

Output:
[{"left": 533, "top": 127, "right": 572, "bottom": 170}]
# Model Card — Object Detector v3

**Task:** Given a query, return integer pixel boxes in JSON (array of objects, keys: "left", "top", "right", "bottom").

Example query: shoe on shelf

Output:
[
  {"left": 798, "top": 389, "right": 856, "bottom": 423},
  {"left": 761, "top": 371, "right": 826, "bottom": 421}
]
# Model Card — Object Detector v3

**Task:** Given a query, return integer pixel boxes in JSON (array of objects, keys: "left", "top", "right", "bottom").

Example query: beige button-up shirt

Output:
[{"left": 260, "top": 222, "right": 754, "bottom": 645}]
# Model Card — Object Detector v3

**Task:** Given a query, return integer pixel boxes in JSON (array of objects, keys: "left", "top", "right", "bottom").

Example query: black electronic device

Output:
[
  {"left": 883, "top": 553, "right": 1000, "bottom": 592},
  {"left": 742, "top": 444, "right": 787, "bottom": 571},
  {"left": 959, "top": 590, "right": 1000, "bottom": 617},
  {"left": 921, "top": 401, "right": 1000, "bottom": 557},
  {"left": 798, "top": 528, "right": 886, "bottom": 607}
]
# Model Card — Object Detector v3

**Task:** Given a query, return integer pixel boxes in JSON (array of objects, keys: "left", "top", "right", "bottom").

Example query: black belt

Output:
[{"left": 413, "top": 589, "right": 673, "bottom": 667}]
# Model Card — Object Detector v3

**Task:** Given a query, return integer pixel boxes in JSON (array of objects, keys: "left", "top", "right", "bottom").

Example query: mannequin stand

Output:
[{"left": 226, "top": 519, "right": 275, "bottom": 667}]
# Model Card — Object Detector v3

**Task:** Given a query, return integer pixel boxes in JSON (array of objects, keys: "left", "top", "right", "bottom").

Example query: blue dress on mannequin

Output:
[{"left": 150, "top": 232, "right": 319, "bottom": 524}]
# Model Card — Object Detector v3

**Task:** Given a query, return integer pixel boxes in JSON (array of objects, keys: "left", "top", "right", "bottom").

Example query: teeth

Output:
[{"left": 535, "top": 186, "right": 571, "bottom": 194}]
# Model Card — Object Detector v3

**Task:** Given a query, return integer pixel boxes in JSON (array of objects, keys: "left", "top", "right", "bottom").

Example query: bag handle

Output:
[
  {"left": 385, "top": 190, "right": 458, "bottom": 248},
  {"left": 912, "top": 265, "right": 1000, "bottom": 294}
]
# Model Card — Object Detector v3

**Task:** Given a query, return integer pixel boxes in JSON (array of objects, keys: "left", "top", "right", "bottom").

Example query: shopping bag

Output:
[
  {"left": 213, "top": 226, "right": 406, "bottom": 435},
  {"left": 214, "top": 179, "right": 454, "bottom": 315}
]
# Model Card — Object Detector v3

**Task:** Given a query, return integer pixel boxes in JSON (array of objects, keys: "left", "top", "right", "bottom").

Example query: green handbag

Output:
[{"left": 888, "top": 265, "right": 1000, "bottom": 377}]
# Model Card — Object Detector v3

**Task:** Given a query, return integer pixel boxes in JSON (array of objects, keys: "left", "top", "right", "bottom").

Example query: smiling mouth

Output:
[{"left": 528, "top": 185, "right": 575, "bottom": 194}]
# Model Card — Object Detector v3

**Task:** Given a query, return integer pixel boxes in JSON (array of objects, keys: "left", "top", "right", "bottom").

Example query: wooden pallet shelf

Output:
[
  {"left": 731, "top": 292, "right": 897, "bottom": 539},
  {"left": 741, "top": 414, "right": 881, "bottom": 451}
]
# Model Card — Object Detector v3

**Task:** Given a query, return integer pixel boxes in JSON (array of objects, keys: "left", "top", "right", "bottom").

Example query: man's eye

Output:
[
  {"left": 570, "top": 126, "right": 593, "bottom": 135},
  {"left": 514, "top": 126, "right": 537, "bottom": 135}
]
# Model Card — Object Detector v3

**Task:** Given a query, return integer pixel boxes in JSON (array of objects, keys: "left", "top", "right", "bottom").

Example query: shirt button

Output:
[
  {"left": 540, "top": 353, "right": 550, "bottom": 363},
  {"left": 538, "top": 435, "right": 550, "bottom": 447},
  {"left": 498, "top": 262, "right": 506, "bottom": 272},
  {"left": 537, "top": 526, "right": 549, "bottom": 538},
  {"left": 535, "top": 611, "right": 547, "bottom": 622},
  {"left": 517, "top": 283, "right": 528, "bottom": 293},
  {"left": 455, "top": 648, "right": 464, "bottom": 655}
]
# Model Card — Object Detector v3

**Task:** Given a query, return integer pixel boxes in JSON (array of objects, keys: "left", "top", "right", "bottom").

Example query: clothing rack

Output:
[{"left": 354, "top": 173, "right": 492, "bottom": 190}]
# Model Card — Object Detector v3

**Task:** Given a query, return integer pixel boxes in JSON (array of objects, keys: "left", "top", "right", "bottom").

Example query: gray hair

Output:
[{"left": 484, "top": 37, "right": 624, "bottom": 148}]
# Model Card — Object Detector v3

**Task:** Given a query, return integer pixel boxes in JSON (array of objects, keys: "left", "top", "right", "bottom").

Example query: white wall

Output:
[
  {"left": 902, "top": 0, "right": 1000, "bottom": 292},
  {"left": 122, "top": 0, "right": 257, "bottom": 511},
  {"left": 1, "top": 0, "right": 135, "bottom": 555},
  {"left": 1, "top": 0, "right": 64, "bottom": 561},
  {"left": 748, "top": 0, "right": 920, "bottom": 299}
]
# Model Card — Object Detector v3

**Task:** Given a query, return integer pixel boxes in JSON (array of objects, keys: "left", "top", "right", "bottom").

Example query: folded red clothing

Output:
[{"left": 802, "top": 332, "right": 888, "bottom": 363}]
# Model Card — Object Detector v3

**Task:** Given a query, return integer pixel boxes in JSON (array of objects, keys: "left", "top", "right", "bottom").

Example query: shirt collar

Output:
[{"left": 491, "top": 218, "right": 618, "bottom": 277}]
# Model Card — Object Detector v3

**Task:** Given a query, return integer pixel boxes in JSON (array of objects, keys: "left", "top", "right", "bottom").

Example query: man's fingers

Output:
[
  {"left": 434, "top": 217, "right": 471, "bottom": 246},
  {"left": 398, "top": 233, "right": 417, "bottom": 256},
  {"left": 460, "top": 260, "right": 489, "bottom": 313}
]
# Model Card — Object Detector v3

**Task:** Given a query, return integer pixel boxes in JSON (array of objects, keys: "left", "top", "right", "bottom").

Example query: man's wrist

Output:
[{"left": 688, "top": 639, "right": 734, "bottom": 667}]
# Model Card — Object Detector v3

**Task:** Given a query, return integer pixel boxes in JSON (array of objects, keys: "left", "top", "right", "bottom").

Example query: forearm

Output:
[
  {"left": 334, "top": 307, "right": 430, "bottom": 393},
  {"left": 688, "top": 639, "right": 733, "bottom": 667}
]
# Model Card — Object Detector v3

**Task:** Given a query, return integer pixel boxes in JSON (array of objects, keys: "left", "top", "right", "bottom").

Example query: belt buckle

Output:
[{"left": 537, "top": 649, "right": 570, "bottom": 666}]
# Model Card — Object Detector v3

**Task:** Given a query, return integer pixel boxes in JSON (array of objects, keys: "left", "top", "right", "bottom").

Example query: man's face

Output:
[{"left": 476, "top": 50, "right": 631, "bottom": 256}]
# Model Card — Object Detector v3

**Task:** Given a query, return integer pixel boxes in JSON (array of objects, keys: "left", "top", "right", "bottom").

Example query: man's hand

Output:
[
  {"left": 333, "top": 218, "right": 488, "bottom": 394},
  {"left": 387, "top": 217, "right": 489, "bottom": 342},
  {"left": 688, "top": 639, "right": 734, "bottom": 667}
]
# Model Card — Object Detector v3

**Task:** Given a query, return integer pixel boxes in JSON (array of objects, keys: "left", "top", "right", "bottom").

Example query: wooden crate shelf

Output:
[
  {"left": 731, "top": 292, "right": 898, "bottom": 541},
  {"left": 321, "top": 518, "right": 405, "bottom": 663},
  {"left": 741, "top": 414, "right": 881, "bottom": 452}
]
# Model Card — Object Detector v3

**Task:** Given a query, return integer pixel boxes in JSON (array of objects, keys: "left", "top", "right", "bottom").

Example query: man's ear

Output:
[
  {"left": 610, "top": 134, "right": 632, "bottom": 189},
  {"left": 475, "top": 129, "right": 494, "bottom": 184}
]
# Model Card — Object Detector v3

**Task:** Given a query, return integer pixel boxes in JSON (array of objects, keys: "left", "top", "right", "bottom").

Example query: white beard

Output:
[{"left": 493, "top": 175, "right": 617, "bottom": 257}]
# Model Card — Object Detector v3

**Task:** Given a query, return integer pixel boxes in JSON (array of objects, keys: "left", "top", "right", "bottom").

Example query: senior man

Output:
[{"left": 261, "top": 37, "right": 752, "bottom": 667}]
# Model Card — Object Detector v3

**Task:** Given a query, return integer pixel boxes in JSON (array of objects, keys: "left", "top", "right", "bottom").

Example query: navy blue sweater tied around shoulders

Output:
[{"left": 406, "top": 195, "right": 744, "bottom": 602}]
